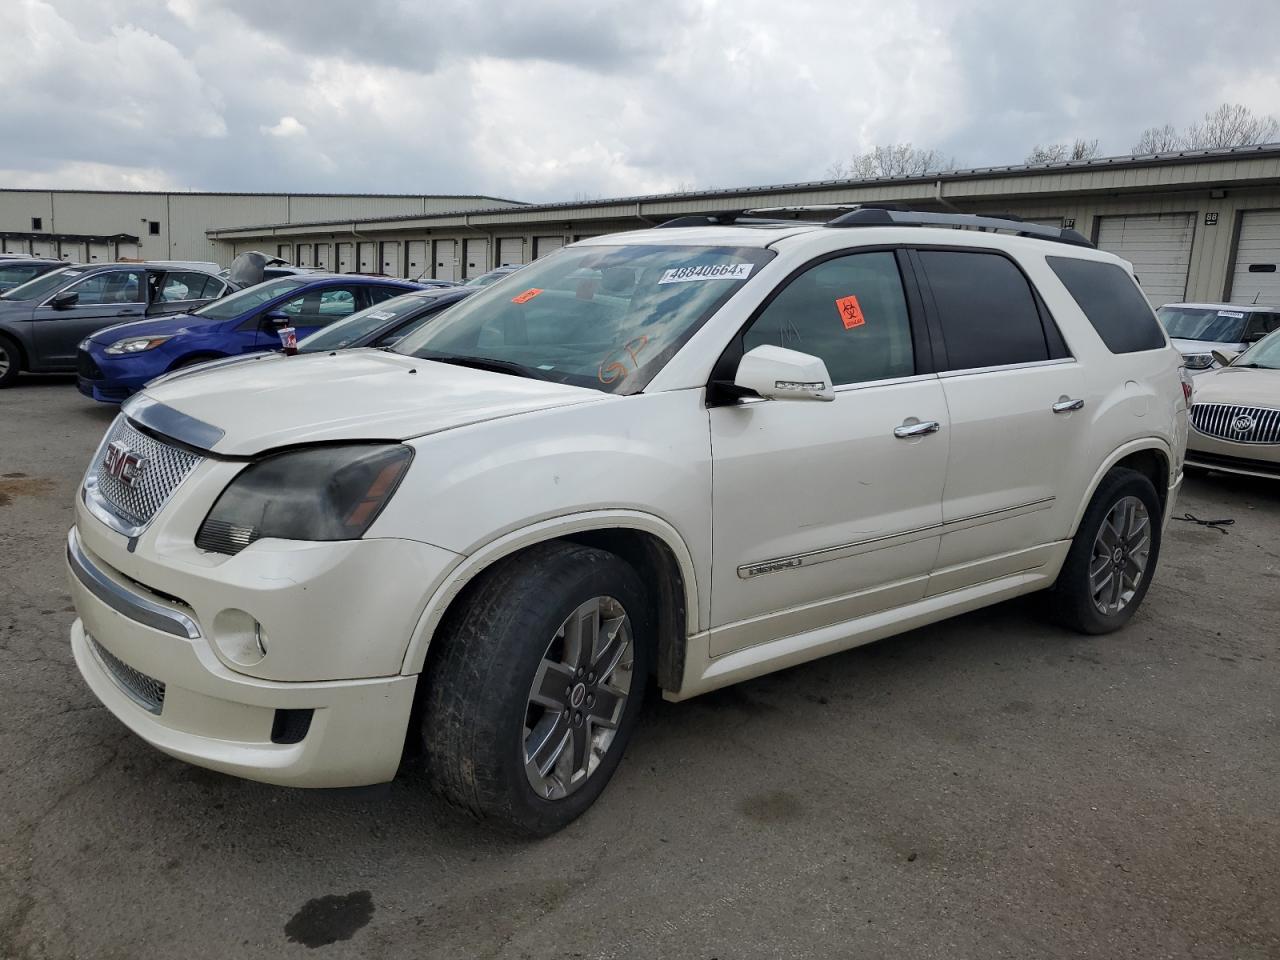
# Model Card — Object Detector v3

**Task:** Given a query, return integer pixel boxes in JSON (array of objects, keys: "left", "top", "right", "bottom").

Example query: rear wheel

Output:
[
  {"left": 420, "top": 542, "right": 650, "bottom": 836},
  {"left": 1051, "top": 468, "right": 1162, "bottom": 634},
  {"left": 0, "top": 335, "right": 21, "bottom": 388}
]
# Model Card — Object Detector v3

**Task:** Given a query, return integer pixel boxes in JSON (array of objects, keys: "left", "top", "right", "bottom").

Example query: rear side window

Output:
[
  {"left": 1046, "top": 256, "right": 1166, "bottom": 353},
  {"left": 917, "top": 250, "right": 1049, "bottom": 370}
]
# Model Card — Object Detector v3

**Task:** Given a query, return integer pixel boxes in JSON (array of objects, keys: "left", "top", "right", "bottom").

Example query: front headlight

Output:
[
  {"left": 1182, "top": 353, "right": 1215, "bottom": 370},
  {"left": 105, "top": 336, "right": 172, "bottom": 355},
  {"left": 195, "top": 444, "right": 413, "bottom": 555}
]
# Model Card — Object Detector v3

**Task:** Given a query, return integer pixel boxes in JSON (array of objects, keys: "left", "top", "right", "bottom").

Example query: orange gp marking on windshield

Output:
[
  {"left": 835, "top": 295, "right": 866, "bottom": 330},
  {"left": 511, "top": 288, "right": 543, "bottom": 304},
  {"left": 597, "top": 335, "right": 649, "bottom": 384}
]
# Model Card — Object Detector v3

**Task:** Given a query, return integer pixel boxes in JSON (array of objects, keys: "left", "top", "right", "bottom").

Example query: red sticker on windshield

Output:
[
  {"left": 835, "top": 294, "right": 865, "bottom": 329},
  {"left": 511, "top": 288, "right": 543, "bottom": 304}
]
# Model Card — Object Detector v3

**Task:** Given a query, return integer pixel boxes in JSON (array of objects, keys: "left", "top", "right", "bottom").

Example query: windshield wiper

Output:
[{"left": 420, "top": 353, "right": 552, "bottom": 381}]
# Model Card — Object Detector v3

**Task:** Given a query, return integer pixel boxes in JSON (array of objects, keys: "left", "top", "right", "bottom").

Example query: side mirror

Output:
[
  {"left": 734, "top": 345, "right": 835, "bottom": 402},
  {"left": 263, "top": 309, "right": 290, "bottom": 327},
  {"left": 50, "top": 291, "right": 79, "bottom": 309},
  {"left": 1211, "top": 349, "right": 1238, "bottom": 367}
]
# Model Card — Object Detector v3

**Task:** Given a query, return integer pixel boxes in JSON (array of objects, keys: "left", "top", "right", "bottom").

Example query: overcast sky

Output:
[{"left": 2, "top": 0, "right": 1278, "bottom": 203}]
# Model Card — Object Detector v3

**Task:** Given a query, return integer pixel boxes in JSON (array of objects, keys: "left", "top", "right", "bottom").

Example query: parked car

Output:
[
  {"left": 141, "top": 287, "right": 476, "bottom": 390},
  {"left": 76, "top": 273, "right": 424, "bottom": 402},
  {"left": 464, "top": 264, "right": 524, "bottom": 287},
  {"left": 1184, "top": 328, "right": 1280, "bottom": 478},
  {"left": 0, "top": 257, "right": 68, "bottom": 293},
  {"left": 66, "top": 210, "right": 1188, "bottom": 835},
  {"left": 0, "top": 262, "right": 233, "bottom": 388},
  {"left": 1156, "top": 302, "right": 1280, "bottom": 374}
]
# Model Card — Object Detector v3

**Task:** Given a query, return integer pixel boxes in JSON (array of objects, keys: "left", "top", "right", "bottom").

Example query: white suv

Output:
[{"left": 67, "top": 209, "right": 1190, "bottom": 835}]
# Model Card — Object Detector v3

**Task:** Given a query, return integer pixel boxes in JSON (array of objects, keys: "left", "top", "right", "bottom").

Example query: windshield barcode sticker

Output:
[
  {"left": 1218, "top": 310, "right": 1246, "bottom": 318},
  {"left": 658, "top": 263, "right": 754, "bottom": 284}
]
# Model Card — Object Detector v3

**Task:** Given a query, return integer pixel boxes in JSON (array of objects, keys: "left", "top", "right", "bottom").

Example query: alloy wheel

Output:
[
  {"left": 523, "top": 595, "right": 634, "bottom": 800},
  {"left": 0, "top": 344, "right": 9, "bottom": 379},
  {"left": 1088, "top": 495, "right": 1151, "bottom": 616}
]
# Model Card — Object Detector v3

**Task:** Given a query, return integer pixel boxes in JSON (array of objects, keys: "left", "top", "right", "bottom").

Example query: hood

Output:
[
  {"left": 1191, "top": 364, "right": 1280, "bottom": 408},
  {"left": 1171, "top": 337, "right": 1245, "bottom": 355},
  {"left": 134, "top": 349, "right": 608, "bottom": 456},
  {"left": 88, "top": 313, "right": 221, "bottom": 345}
]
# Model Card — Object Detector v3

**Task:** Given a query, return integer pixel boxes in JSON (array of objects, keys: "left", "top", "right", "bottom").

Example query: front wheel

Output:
[
  {"left": 0, "top": 335, "right": 21, "bottom": 388},
  {"left": 1050, "top": 467, "right": 1163, "bottom": 634},
  {"left": 420, "top": 542, "right": 650, "bottom": 836}
]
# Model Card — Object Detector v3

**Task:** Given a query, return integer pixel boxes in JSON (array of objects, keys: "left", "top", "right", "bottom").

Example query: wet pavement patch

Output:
[
  {"left": 0, "top": 476, "right": 55, "bottom": 507},
  {"left": 284, "top": 890, "right": 374, "bottom": 948}
]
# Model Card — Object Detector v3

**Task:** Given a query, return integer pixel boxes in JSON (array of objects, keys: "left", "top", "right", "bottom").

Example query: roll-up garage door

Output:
[
  {"left": 1096, "top": 213, "right": 1194, "bottom": 308},
  {"left": 433, "top": 239, "right": 458, "bottom": 281},
  {"left": 497, "top": 237, "right": 526, "bottom": 266},
  {"left": 1, "top": 238, "right": 26, "bottom": 254},
  {"left": 533, "top": 235, "right": 565, "bottom": 259},
  {"left": 357, "top": 242, "right": 377, "bottom": 274},
  {"left": 380, "top": 241, "right": 402, "bottom": 277},
  {"left": 336, "top": 242, "right": 354, "bottom": 272},
  {"left": 31, "top": 239, "right": 56, "bottom": 258},
  {"left": 115, "top": 240, "right": 138, "bottom": 260},
  {"left": 88, "top": 242, "right": 109, "bottom": 263},
  {"left": 59, "top": 240, "right": 84, "bottom": 262},
  {"left": 463, "top": 238, "right": 489, "bottom": 279},
  {"left": 314, "top": 244, "right": 330, "bottom": 270},
  {"left": 296, "top": 243, "right": 313, "bottom": 267},
  {"left": 276, "top": 243, "right": 293, "bottom": 262},
  {"left": 1228, "top": 210, "right": 1280, "bottom": 305},
  {"left": 407, "top": 241, "right": 427, "bottom": 279}
]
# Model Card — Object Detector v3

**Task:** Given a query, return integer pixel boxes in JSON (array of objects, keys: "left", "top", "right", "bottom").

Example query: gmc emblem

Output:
[{"left": 103, "top": 441, "right": 146, "bottom": 487}]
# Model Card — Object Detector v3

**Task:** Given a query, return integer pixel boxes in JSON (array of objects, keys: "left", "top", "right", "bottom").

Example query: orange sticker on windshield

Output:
[
  {"left": 511, "top": 288, "right": 543, "bottom": 304},
  {"left": 836, "top": 295, "right": 865, "bottom": 329}
]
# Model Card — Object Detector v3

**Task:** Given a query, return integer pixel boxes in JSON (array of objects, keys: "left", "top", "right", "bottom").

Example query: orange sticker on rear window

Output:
[
  {"left": 835, "top": 294, "right": 866, "bottom": 329},
  {"left": 511, "top": 288, "right": 543, "bottom": 304}
]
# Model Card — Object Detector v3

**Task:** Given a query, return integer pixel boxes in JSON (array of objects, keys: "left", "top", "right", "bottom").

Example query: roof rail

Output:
[
  {"left": 655, "top": 211, "right": 803, "bottom": 228},
  {"left": 826, "top": 208, "right": 1094, "bottom": 248}
]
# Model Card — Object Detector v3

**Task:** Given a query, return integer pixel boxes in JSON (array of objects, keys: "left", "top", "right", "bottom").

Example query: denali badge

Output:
[
  {"left": 1232, "top": 414, "right": 1255, "bottom": 433},
  {"left": 103, "top": 440, "right": 147, "bottom": 487}
]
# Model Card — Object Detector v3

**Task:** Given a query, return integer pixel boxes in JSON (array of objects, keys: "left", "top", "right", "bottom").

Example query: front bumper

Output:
[
  {"left": 67, "top": 516, "right": 456, "bottom": 787},
  {"left": 1187, "top": 432, "right": 1280, "bottom": 480}
]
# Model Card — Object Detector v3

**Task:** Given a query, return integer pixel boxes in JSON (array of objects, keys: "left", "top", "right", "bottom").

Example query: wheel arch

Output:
[
  {"left": 401, "top": 510, "right": 700, "bottom": 694},
  {"left": 166, "top": 351, "right": 227, "bottom": 372},
  {"left": 1069, "top": 439, "right": 1174, "bottom": 537}
]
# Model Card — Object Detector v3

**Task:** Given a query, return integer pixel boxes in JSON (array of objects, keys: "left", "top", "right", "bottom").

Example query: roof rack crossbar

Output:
[
  {"left": 826, "top": 208, "right": 1094, "bottom": 247},
  {"left": 655, "top": 211, "right": 805, "bottom": 228}
]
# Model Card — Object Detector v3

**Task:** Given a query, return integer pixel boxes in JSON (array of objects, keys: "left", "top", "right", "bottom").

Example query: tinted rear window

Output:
[
  {"left": 918, "top": 250, "right": 1049, "bottom": 370},
  {"left": 1047, "top": 256, "right": 1166, "bottom": 353}
]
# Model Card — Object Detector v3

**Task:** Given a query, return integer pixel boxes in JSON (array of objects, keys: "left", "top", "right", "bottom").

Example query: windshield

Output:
[
  {"left": 1157, "top": 306, "right": 1249, "bottom": 343},
  {"left": 395, "top": 243, "right": 775, "bottom": 394},
  {"left": 192, "top": 276, "right": 311, "bottom": 320},
  {"left": 1234, "top": 329, "right": 1280, "bottom": 369},
  {"left": 465, "top": 269, "right": 514, "bottom": 287},
  {"left": 299, "top": 292, "right": 445, "bottom": 352},
  {"left": 0, "top": 265, "right": 78, "bottom": 301}
]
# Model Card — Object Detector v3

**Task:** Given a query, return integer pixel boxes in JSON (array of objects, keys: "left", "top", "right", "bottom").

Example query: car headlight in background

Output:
[
  {"left": 195, "top": 444, "right": 413, "bottom": 555},
  {"left": 1182, "top": 353, "right": 1215, "bottom": 370},
  {"left": 105, "top": 336, "right": 172, "bottom": 355}
]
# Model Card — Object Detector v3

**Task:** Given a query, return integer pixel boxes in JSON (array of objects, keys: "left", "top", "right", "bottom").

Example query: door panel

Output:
[
  {"left": 357, "top": 242, "right": 376, "bottom": 274},
  {"left": 534, "top": 235, "right": 564, "bottom": 259},
  {"left": 335, "top": 242, "right": 354, "bottom": 273},
  {"left": 433, "top": 239, "right": 458, "bottom": 281},
  {"left": 32, "top": 268, "right": 146, "bottom": 367},
  {"left": 1095, "top": 213, "right": 1194, "bottom": 308},
  {"left": 380, "top": 241, "right": 402, "bottom": 277},
  {"left": 709, "top": 380, "right": 948, "bottom": 655},
  {"left": 407, "top": 241, "right": 427, "bottom": 278},
  {"left": 497, "top": 237, "right": 526, "bottom": 266},
  {"left": 463, "top": 238, "right": 488, "bottom": 278}
]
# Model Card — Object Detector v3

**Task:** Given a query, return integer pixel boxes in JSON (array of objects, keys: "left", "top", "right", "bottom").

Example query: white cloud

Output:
[
  {"left": 1, "top": 0, "right": 1278, "bottom": 201},
  {"left": 261, "top": 116, "right": 307, "bottom": 138}
]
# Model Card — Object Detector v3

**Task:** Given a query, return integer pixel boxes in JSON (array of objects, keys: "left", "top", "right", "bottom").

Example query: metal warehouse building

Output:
[{"left": 4, "top": 143, "right": 1280, "bottom": 307}]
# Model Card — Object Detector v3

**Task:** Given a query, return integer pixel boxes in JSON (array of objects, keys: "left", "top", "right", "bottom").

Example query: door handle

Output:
[
  {"left": 893, "top": 419, "right": 942, "bottom": 439},
  {"left": 1052, "top": 397, "right": 1085, "bottom": 414}
]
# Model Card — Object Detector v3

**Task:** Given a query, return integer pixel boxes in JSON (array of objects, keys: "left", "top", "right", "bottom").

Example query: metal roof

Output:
[{"left": 210, "top": 142, "right": 1280, "bottom": 236}]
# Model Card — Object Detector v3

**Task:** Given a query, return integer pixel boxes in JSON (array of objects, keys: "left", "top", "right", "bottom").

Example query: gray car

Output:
[
  {"left": 0, "top": 262, "right": 233, "bottom": 387},
  {"left": 1157, "top": 301, "right": 1280, "bottom": 375}
]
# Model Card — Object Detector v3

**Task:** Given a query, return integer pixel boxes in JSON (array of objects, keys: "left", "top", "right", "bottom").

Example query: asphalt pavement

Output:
[{"left": 2, "top": 376, "right": 1277, "bottom": 959}]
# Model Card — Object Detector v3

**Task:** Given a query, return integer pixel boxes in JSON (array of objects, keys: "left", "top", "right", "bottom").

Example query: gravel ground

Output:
[{"left": 2, "top": 376, "right": 1278, "bottom": 960}]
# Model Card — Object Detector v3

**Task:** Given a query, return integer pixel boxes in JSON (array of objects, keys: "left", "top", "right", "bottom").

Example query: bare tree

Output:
[
  {"left": 1025, "top": 138, "right": 1100, "bottom": 163},
  {"left": 1132, "top": 123, "right": 1182, "bottom": 154},
  {"left": 828, "top": 143, "right": 957, "bottom": 179},
  {"left": 1133, "top": 104, "right": 1279, "bottom": 154},
  {"left": 1184, "top": 103, "right": 1280, "bottom": 149}
]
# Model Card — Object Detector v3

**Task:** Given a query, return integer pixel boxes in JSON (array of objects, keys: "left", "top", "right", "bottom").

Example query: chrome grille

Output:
[
  {"left": 89, "top": 635, "right": 166, "bottom": 714},
  {"left": 1189, "top": 403, "right": 1280, "bottom": 445},
  {"left": 90, "top": 416, "right": 203, "bottom": 526}
]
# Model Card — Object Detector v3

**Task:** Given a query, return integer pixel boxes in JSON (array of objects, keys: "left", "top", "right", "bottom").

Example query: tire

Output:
[
  {"left": 420, "top": 541, "right": 651, "bottom": 836},
  {"left": 1050, "top": 467, "right": 1163, "bottom": 634},
  {"left": 0, "top": 334, "right": 21, "bottom": 388}
]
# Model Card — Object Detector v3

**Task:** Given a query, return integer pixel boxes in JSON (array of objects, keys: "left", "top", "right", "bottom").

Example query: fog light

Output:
[{"left": 212, "top": 609, "right": 268, "bottom": 667}]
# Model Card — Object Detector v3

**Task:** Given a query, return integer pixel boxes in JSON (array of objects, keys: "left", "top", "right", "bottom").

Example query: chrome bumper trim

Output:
[{"left": 67, "top": 528, "right": 201, "bottom": 639}]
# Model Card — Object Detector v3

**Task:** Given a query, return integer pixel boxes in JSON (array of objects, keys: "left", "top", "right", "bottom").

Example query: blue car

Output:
[{"left": 77, "top": 274, "right": 423, "bottom": 402}]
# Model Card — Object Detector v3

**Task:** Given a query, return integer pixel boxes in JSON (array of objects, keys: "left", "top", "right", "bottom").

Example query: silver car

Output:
[{"left": 1157, "top": 302, "right": 1280, "bottom": 374}]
